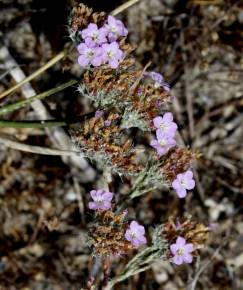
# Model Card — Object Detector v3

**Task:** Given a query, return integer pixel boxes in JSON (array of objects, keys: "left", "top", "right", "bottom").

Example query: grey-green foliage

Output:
[
  {"left": 77, "top": 84, "right": 126, "bottom": 109},
  {"left": 128, "top": 160, "right": 168, "bottom": 200},
  {"left": 104, "top": 227, "right": 168, "bottom": 290},
  {"left": 121, "top": 108, "right": 150, "bottom": 132}
]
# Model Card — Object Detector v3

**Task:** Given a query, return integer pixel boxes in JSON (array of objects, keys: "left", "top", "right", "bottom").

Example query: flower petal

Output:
[
  {"left": 125, "top": 230, "right": 132, "bottom": 241},
  {"left": 176, "top": 187, "right": 187, "bottom": 198},
  {"left": 185, "top": 180, "right": 195, "bottom": 190},
  {"left": 90, "top": 190, "right": 98, "bottom": 200},
  {"left": 170, "top": 243, "right": 179, "bottom": 255},
  {"left": 172, "top": 179, "right": 181, "bottom": 190},
  {"left": 156, "top": 129, "right": 166, "bottom": 140},
  {"left": 138, "top": 235, "right": 147, "bottom": 245},
  {"left": 153, "top": 116, "right": 163, "bottom": 128},
  {"left": 88, "top": 202, "right": 98, "bottom": 210},
  {"left": 163, "top": 112, "right": 173, "bottom": 122},
  {"left": 183, "top": 253, "right": 193, "bottom": 264},
  {"left": 77, "top": 43, "right": 87, "bottom": 54},
  {"left": 101, "top": 201, "right": 111, "bottom": 210},
  {"left": 156, "top": 146, "right": 166, "bottom": 156},
  {"left": 130, "top": 221, "right": 139, "bottom": 230},
  {"left": 150, "top": 139, "right": 159, "bottom": 148},
  {"left": 176, "top": 236, "right": 186, "bottom": 246},
  {"left": 78, "top": 55, "right": 89, "bottom": 67},
  {"left": 172, "top": 255, "right": 183, "bottom": 265},
  {"left": 102, "top": 192, "right": 113, "bottom": 202},
  {"left": 184, "top": 243, "right": 193, "bottom": 253},
  {"left": 185, "top": 170, "right": 193, "bottom": 179}
]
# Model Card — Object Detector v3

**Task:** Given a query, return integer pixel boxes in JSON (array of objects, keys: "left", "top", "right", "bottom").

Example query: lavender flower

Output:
[
  {"left": 125, "top": 221, "right": 147, "bottom": 248},
  {"left": 88, "top": 189, "right": 113, "bottom": 211},
  {"left": 150, "top": 130, "right": 176, "bottom": 156},
  {"left": 105, "top": 15, "right": 128, "bottom": 42},
  {"left": 80, "top": 23, "right": 107, "bottom": 47},
  {"left": 101, "top": 42, "right": 124, "bottom": 68},
  {"left": 77, "top": 43, "right": 103, "bottom": 67},
  {"left": 150, "top": 71, "right": 171, "bottom": 91},
  {"left": 95, "top": 110, "right": 104, "bottom": 118},
  {"left": 104, "top": 119, "right": 112, "bottom": 126},
  {"left": 172, "top": 170, "right": 195, "bottom": 198},
  {"left": 153, "top": 112, "right": 178, "bottom": 137},
  {"left": 170, "top": 236, "right": 193, "bottom": 265},
  {"left": 150, "top": 72, "right": 163, "bottom": 85}
]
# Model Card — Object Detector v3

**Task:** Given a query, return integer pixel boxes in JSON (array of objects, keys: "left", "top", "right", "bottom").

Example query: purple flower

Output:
[
  {"left": 150, "top": 72, "right": 164, "bottom": 84},
  {"left": 105, "top": 15, "right": 128, "bottom": 42},
  {"left": 104, "top": 119, "right": 111, "bottom": 126},
  {"left": 150, "top": 130, "right": 176, "bottom": 156},
  {"left": 137, "top": 87, "right": 144, "bottom": 96},
  {"left": 77, "top": 43, "right": 103, "bottom": 67},
  {"left": 101, "top": 42, "right": 124, "bottom": 68},
  {"left": 153, "top": 112, "right": 178, "bottom": 137},
  {"left": 80, "top": 23, "right": 107, "bottom": 47},
  {"left": 95, "top": 110, "right": 104, "bottom": 118},
  {"left": 170, "top": 236, "right": 193, "bottom": 265},
  {"left": 150, "top": 71, "right": 171, "bottom": 91},
  {"left": 125, "top": 221, "right": 147, "bottom": 248},
  {"left": 88, "top": 189, "right": 113, "bottom": 211},
  {"left": 172, "top": 170, "right": 195, "bottom": 198}
]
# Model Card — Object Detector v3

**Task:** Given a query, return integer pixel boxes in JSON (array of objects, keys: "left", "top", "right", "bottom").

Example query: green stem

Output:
[
  {"left": 0, "top": 79, "right": 77, "bottom": 116},
  {"left": 0, "top": 120, "right": 67, "bottom": 128}
]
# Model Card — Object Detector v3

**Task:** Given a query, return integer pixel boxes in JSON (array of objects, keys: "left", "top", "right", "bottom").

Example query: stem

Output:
[
  {"left": 0, "top": 80, "right": 77, "bottom": 116},
  {"left": 0, "top": 120, "right": 67, "bottom": 128},
  {"left": 111, "top": 0, "right": 140, "bottom": 16},
  {"left": 0, "top": 52, "right": 65, "bottom": 100},
  {"left": 0, "top": 135, "right": 80, "bottom": 156}
]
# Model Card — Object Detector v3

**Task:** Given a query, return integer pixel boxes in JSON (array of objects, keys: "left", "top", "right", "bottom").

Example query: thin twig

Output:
[
  {"left": 111, "top": 0, "right": 141, "bottom": 16},
  {"left": 188, "top": 245, "right": 223, "bottom": 290},
  {"left": 0, "top": 135, "right": 80, "bottom": 156},
  {"left": 0, "top": 79, "right": 77, "bottom": 116},
  {"left": 0, "top": 120, "right": 67, "bottom": 128},
  {"left": 0, "top": 51, "right": 65, "bottom": 100}
]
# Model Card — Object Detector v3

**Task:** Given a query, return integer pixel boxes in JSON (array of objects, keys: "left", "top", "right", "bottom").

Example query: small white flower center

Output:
[
  {"left": 107, "top": 51, "right": 113, "bottom": 59},
  {"left": 176, "top": 248, "right": 184, "bottom": 256},
  {"left": 180, "top": 178, "right": 187, "bottom": 188},
  {"left": 96, "top": 198, "right": 104, "bottom": 205},
  {"left": 131, "top": 232, "right": 137, "bottom": 239},
  {"left": 86, "top": 50, "right": 94, "bottom": 59},
  {"left": 159, "top": 139, "right": 166, "bottom": 147},
  {"left": 160, "top": 122, "right": 167, "bottom": 130},
  {"left": 91, "top": 32, "right": 98, "bottom": 41},
  {"left": 111, "top": 26, "right": 117, "bottom": 33}
]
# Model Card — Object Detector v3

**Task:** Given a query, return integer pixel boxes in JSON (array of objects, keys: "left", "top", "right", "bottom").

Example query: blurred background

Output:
[{"left": 0, "top": 0, "right": 242, "bottom": 289}]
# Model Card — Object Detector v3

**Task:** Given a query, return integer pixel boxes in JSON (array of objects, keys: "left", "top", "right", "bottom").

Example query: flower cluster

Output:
[
  {"left": 77, "top": 15, "right": 127, "bottom": 68},
  {"left": 150, "top": 112, "right": 177, "bottom": 156},
  {"left": 88, "top": 189, "right": 146, "bottom": 255},
  {"left": 152, "top": 217, "right": 210, "bottom": 266},
  {"left": 69, "top": 4, "right": 209, "bottom": 271},
  {"left": 149, "top": 96, "right": 195, "bottom": 198}
]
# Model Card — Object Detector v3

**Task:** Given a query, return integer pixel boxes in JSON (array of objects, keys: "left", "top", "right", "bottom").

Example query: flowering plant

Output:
[{"left": 66, "top": 3, "right": 209, "bottom": 289}]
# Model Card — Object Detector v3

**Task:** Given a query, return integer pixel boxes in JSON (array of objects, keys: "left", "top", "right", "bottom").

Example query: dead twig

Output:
[{"left": 0, "top": 134, "right": 81, "bottom": 157}]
